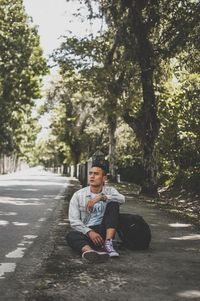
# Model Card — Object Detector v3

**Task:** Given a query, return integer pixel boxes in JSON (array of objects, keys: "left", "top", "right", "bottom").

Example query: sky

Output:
[{"left": 23, "top": 0, "right": 101, "bottom": 58}]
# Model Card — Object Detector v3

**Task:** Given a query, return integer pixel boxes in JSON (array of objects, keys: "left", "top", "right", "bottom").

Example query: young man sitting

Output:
[{"left": 66, "top": 164, "right": 125, "bottom": 263}]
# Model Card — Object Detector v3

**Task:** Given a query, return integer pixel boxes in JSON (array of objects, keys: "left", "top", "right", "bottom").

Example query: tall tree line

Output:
[
  {"left": 37, "top": 0, "right": 199, "bottom": 196},
  {"left": 0, "top": 0, "right": 48, "bottom": 169}
]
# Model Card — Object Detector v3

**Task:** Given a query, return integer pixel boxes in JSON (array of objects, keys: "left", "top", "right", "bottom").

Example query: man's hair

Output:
[{"left": 91, "top": 163, "right": 107, "bottom": 176}]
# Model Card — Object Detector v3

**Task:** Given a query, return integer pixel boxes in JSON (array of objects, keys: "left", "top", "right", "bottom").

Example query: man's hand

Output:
[
  {"left": 87, "top": 230, "right": 104, "bottom": 246},
  {"left": 86, "top": 195, "right": 102, "bottom": 211}
]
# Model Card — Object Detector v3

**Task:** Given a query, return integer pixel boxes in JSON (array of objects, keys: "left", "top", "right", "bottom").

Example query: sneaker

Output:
[
  {"left": 104, "top": 239, "right": 119, "bottom": 257},
  {"left": 82, "top": 250, "right": 109, "bottom": 263}
]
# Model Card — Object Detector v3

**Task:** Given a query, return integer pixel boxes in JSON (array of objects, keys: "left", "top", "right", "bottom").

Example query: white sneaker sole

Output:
[{"left": 108, "top": 252, "right": 119, "bottom": 258}]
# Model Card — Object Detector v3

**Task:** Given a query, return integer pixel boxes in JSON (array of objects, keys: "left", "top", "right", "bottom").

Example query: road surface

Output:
[{"left": 0, "top": 167, "right": 69, "bottom": 283}]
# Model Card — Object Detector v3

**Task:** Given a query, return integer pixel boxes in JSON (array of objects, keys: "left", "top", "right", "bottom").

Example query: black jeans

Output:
[{"left": 66, "top": 202, "right": 119, "bottom": 253}]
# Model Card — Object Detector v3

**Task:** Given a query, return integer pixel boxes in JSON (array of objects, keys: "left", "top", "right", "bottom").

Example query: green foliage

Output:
[
  {"left": 41, "top": 0, "right": 199, "bottom": 194},
  {"left": 31, "top": 137, "right": 71, "bottom": 168},
  {"left": 115, "top": 122, "right": 145, "bottom": 184},
  {"left": 115, "top": 122, "right": 141, "bottom": 167},
  {"left": 157, "top": 58, "right": 200, "bottom": 191},
  {"left": 11, "top": 106, "right": 41, "bottom": 162},
  {"left": 0, "top": 0, "right": 48, "bottom": 157},
  {"left": 45, "top": 77, "right": 108, "bottom": 168}
]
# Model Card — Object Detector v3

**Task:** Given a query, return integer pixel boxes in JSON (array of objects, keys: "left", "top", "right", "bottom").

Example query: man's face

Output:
[{"left": 89, "top": 167, "right": 106, "bottom": 187}]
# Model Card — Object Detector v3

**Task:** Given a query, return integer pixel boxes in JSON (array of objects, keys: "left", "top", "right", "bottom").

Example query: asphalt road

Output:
[
  {"left": 0, "top": 167, "right": 69, "bottom": 283},
  {"left": 1, "top": 170, "right": 200, "bottom": 301}
]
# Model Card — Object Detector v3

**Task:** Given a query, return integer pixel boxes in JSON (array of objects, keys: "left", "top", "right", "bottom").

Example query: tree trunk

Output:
[
  {"left": 107, "top": 114, "right": 117, "bottom": 181},
  {"left": 124, "top": 4, "right": 160, "bottom": 196},
  {"left": 136, "top": 67, "right": 160, "bottom": 196},
  {"left": 70, "top": 145, "right": 81, "bottom": 178},
  {"left": 124, "top": 104, "right": 159, "bottom": 197},
  {"left": 72, "top": 153, "right": 80, "bottom": 177}
]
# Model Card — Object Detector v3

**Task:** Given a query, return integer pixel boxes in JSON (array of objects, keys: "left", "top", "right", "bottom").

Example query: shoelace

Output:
[{"left": 105, "top": 241, "right": 114, "bottom": 252}]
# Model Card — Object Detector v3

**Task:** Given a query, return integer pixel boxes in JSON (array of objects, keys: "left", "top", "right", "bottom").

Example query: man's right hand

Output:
[
  {"left": 86, "top": 195, "right": 102, "bottom": 211},
  {"left": 87, "top": 230, "right": 104, "bottom": 246}
]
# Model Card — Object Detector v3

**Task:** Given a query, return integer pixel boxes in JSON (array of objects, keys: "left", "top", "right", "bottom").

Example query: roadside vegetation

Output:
[{"left": 0, "top": 0, "right": 48, "bottom": 171}]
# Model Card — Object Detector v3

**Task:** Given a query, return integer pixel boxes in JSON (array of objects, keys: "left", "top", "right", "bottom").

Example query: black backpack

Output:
[{"left": 117, "top": 213, "right": 151, "bottom": 250}]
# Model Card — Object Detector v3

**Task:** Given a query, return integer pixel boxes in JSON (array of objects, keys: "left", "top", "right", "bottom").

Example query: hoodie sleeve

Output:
[
  {"left": 104, "top": 186, "right": 125, "bottom": 204},
  {"left": 68, "top": 192, "right": 91, "bottom": 235}
]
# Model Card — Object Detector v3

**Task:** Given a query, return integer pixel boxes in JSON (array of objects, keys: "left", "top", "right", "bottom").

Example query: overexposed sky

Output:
[{"left": 23, "top": 0, "right": 101, "bottom": 57}]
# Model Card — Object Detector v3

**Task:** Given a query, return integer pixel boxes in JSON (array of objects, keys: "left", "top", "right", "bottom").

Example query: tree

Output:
[
  {"left": 54, "top": 30, "right": 133, "bottom": 180},
  {"left": 157, "top": 59, "right": 200, "bottom": 191},
  {"left": 46, "top": 77, "right": 99, "bottom": 175},
  {"left": 78, "top": 0, "right": 199, "bottom": 196},
  {"left": 0, "top": 0, "right": 48, "bottom": 157},
  {"left": 50, "top": 0, "right": 199, "bottom": 196},
  {"left": 11, "top": 105, "right": 42, "bottom": 164},
  {"left": 56, "top": 0, "right": 160, "bottom": 193}
]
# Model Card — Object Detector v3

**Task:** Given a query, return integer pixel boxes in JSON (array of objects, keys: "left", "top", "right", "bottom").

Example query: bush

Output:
[{"left": 172, "top": 170, "right": 200, "bottom": 194}]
